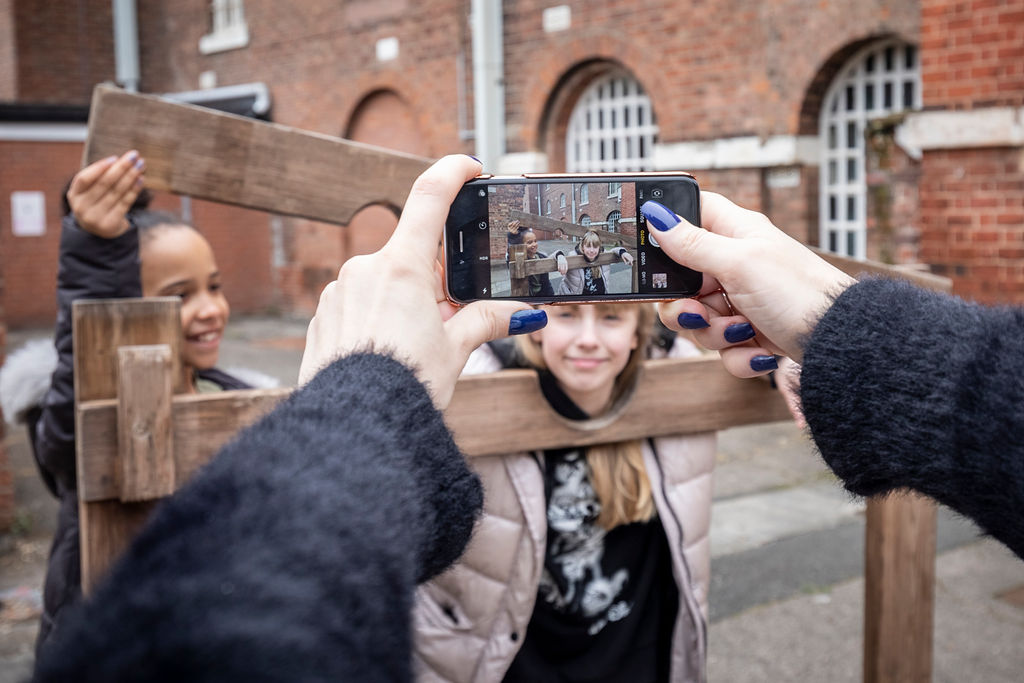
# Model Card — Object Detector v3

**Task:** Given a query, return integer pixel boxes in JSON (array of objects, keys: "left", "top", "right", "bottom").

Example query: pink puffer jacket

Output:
[{"left": 413, "top": 348, "right": 715, "bottom": 682}]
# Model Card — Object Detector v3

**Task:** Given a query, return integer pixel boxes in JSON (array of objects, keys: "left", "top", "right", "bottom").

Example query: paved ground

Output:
[{"left": 2, "top": 315, "right": 1023, "bottom": 681}]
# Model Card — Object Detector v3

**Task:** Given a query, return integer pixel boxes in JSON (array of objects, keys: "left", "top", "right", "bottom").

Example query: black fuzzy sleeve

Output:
[
  {"left": 801, "top": 278, "right": 1024, "bottom": 559},
  {"left": 34, "top": 353, "right": 483, "bottom": 683}
]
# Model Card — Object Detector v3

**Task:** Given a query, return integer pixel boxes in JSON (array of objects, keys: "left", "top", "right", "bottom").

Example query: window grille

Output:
[
  {"left": 819, "top": 40, "right": 921, "bottom": 258},
  {"left": 580, "top": 214, "right": 591, "bottom": 227},
  {"left": 606, "top": 210, "right": 621, "bottom": 233},
  {"left": 566, "top": 74, "right": 657, "bottom": 172}
]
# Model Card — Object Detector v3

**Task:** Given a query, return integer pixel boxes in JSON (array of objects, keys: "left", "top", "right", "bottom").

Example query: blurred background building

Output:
[{"left": 0, "top": 0, "right": 1022, "bottom": 526}]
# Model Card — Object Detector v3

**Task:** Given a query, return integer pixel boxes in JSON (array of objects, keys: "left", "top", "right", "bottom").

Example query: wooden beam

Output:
[
  {"left": 78, "top": 356, "right": 788, "bottom": 503},
  {"left": 83, "top": 84, "right": 432, "bottom": 226},
  {"left": 863, "top": 493, "right": 937, "bottom": 683},
  {"left": 508, "top": 209, "right": 626, "bottom": 244},
  {"left": 73, "top": 298, "right": 184, "bottom": 592},
  {"left": 78, "top": 388, "right": 291, "bottom": 503},
  {"left": 446, "top": 356, "right": 791, "bottom": 456},
  {"left": 117, "top": 345, "right": 175, "bottom": 502},
  {"left": 814, "top": 248, "right": 951, "bottom": 293}
]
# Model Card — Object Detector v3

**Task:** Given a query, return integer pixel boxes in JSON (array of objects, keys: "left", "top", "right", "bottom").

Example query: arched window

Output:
[
  {"left": 546, "top": 200, "right": 551, "bottom": 215},
  {"left": 559, "top": 193, "right": 566, "bottom": 208},
  {"left": 580, "top": 184, "right": 589, "bottom": 204},
  {"left": 606, "top": 210, "right": 621, "bottom": 233},
  {"left": 820, "top": 40, "right": 921, "bottom": 259},
  {"left": 566, "top": 73, "right": 657, "bottom": 172},
  {"left": 580, "top": 214, "right": 591, "bottom": 227}
]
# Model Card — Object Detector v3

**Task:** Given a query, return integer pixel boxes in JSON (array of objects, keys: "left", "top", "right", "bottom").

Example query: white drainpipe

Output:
[
  {"left": 112, "top": 0, "right": 140, "bottom": 92},
  {"left": 470, "top": 0, "right": 505, "bottom": 169}
]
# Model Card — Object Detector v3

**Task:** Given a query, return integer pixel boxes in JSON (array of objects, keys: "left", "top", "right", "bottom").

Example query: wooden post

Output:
[
  {"left": 863, "top": 493, "right": 937, "bottom": 683},
  {"left": 117, "top": 345, "right": 176, "bottom": 502},
  {"left": 73, "top": 298, "right": 183, "bottom": 593},
  {"left": 509, "top": 244, "right": 528, "bottom": 297},
  {"left": 83, "top": 84, "right": 431, "bottom": 226}
]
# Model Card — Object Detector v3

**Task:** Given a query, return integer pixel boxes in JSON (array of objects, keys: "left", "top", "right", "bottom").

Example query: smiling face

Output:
[
  {"left": 580, "top": 232, "right": 602, "bottom": 261},
  {"left": 140, "top": 226, "right": 229, "bottom": 378},
  {"left": 523, "top": 230, "right": 539, "bottom": 257},
  {"left": 533, "top": 304, "right": 640, "bottom": 416}
]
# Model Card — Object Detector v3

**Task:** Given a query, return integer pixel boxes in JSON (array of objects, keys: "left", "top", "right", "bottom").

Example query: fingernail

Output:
[
  {"left": 641, "top": 200, "right": 680, "bottom": 232},
  {"left": 465, "top": 154, "right": 481, "bottom": 164},
  {"left": 103, "top": 155, "right": 117, "bottom": 163},
  {"left": 127, "top": 150, "right": 139, "bottom": 161},
  {"left": 751, "top": 355, "right": 779, "bottom": 372},
  {"left": 134, "top": 158, "right": 145, "bottom": 170},
  {"left": 508, "top": 309, "right": 547, "bottom": 335},
  {"left": 724, "top": 322, "right": 756, "bottom": 343},
  {"left": 678, "top": 312, "right": 710, "bottom": 329}
]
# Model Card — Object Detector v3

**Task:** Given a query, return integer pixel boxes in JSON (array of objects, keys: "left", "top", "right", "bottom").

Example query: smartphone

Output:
[{"left": 443, "top": 172, "right": 702, "bottom": 305}]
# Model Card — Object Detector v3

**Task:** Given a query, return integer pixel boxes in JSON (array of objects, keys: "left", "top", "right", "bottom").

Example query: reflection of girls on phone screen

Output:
[
  {"left": 554, "top": 230, "right": 635, "bottom": 296},
  {"left": 414, "top": 303, "right": 715, "bottom": 680},
  {"left": 507, "top": 222, "right": 555, "bottom": 296}
]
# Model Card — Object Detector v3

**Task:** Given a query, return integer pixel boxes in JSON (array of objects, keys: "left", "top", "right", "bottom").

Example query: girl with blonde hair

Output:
[{"left": 414, "top": 302, "right": 715, "bottom": 682}]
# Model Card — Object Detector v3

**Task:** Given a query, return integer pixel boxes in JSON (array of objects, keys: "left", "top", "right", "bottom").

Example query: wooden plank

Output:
[
  {"left": 72, "top": 298, "right": 184, "bottom": 402},
  {"left": 814, "top": 248, "right": 951, "bottom": 293},
  {"left": 78, "top": 500, "right": 157, "bottom": 593},
  {"left": 445, "top": 356, "right": 791, "bottom": 457},
  {"left": 83, "top": 84, "right": 432, "bottom": 226},
  {"left": 78, "top": 357, "right": 787, "bottom": 502},
  {"left": 73, "top": 298, "right": 183, "bottom": 593},
  {"left": 117, "top": 345, "right": 175, "bottom": 502},
  {"left": 509, "top": 209, "right": 625, "bottom": 244},
  {"left": 78, "top": 388, "right": 291, "bottom": 503},
  {"left": 863, "top": 494, "right": 937, "bottom": 683}
]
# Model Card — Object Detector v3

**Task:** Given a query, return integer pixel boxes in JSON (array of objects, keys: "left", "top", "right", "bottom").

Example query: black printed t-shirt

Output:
[{"left": 502, "top": 374, "right": 679, "bottom": 683}]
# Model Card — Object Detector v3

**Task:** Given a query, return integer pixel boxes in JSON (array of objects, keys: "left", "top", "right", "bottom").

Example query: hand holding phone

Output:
[{"left": 443, "top": 173, "right": 703, "bottom": 304}]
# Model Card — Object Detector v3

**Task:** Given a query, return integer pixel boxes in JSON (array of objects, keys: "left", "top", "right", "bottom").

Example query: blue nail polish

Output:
[
  {"left": 724, "top": 322, "right": 756, "bottom": 344},
  {"left": 678, "top": 312, "right": 710, "bottom": 329},
  {"left": 465, "top": 154, "right": 482, "bottom": 164},
  {"left": 508, "top": 309, "right": 547, "bottom": 335},
  {"left": 134, "top": 158, "right": 145, "bottom": 170},
  {"left": 750, "top": 355, "right": 779, "bottom": 372},
  {"left": 127, "top": 150, "right": 139, "bottom": 161},
  {"left": 640, "top": 200, "right": 681, "bottom": 232}
]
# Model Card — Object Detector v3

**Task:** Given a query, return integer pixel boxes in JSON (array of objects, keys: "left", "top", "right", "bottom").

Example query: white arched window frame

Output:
[
  {"left": 606, "top": 210, "right": 621, "bottom": 233},
  {"left": 819, "top": 40, "right": 921, "bottom": 259},
  {"left": 580, "top": 214, "right": 591, "bottom": 227},
  {"left": 566, "top": 73, "right": 658, "bottom": 172}
]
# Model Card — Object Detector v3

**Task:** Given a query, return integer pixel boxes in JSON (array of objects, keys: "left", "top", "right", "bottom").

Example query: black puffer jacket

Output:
[
  {"left": 801, "top": 277, "right": 1024, "bottom": 560},
  {"left": 30, "top": 215, "right": 252, "bottom": 649},
  {"left": 34, "top": 353, "right": 483, "bottom": 683}
]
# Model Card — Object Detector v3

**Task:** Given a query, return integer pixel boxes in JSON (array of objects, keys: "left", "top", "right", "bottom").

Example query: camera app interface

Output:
[{"left": 450, "top": 179, "right": 700, "bottom": 300}]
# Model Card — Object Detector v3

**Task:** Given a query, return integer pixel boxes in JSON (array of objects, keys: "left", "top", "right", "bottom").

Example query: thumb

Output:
[
  {"left": 444, "top": 302, "right": 547, "bottom": 358},
  {"left": 640, "top": 200, "right": 734, "bottom": 279}
]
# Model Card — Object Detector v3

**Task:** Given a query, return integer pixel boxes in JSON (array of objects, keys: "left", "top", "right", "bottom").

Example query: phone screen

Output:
[{"left": 444, "top": 175, "right": 702, "bottom": 304}]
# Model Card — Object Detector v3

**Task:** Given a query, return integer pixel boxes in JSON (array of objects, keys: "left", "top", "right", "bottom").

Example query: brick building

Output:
[{"left": 0, "top": 1, "right": 1021, "bottom": 525}]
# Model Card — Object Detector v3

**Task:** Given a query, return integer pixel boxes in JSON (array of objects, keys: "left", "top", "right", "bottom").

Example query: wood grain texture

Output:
[
  {"left": 863, "top": 494, "right": 937, "bottom": 683},
  {"left": 117, "top": 346, "right": 175, "bottom": 502},
  {"left": 509, "top": 209, "right": 625, "bottom": 243},
  {"left": 83, "top": 84, "right": 432, "bottom": 225},
  {"left": 78, "top": 388, "right": 291, "bottom": 503}
]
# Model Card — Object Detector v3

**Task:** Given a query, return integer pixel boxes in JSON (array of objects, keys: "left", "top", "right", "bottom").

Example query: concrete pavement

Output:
[{"left": 2, "top": 315, "right": 1023, "bottom": 681}]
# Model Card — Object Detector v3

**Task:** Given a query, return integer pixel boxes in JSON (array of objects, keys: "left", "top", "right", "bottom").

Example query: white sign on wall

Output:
[{"left": 11, "top": 191, "right": 46, "bottom": 236}]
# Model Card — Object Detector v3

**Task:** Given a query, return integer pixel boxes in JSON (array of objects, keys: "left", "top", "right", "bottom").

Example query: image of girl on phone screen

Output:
[
  {"left": 506, "top": 221, "right": 556, "bottom": 297},
  {"left": 19, "top": 151, "right": 270, "bottom": 650},
  {"left": 413, "top": 302, "right": 714, "bottom": 682},
  {"left": 553, "top": 230, "right": 635, "bottom": 296}
]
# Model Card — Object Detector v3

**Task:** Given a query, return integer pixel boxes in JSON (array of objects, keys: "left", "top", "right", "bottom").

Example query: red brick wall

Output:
[
  {"left": 0, "top": 288, "right": 9, "bottom": 531},
  {"left": 503, "top": 0, "right": 919, "bottom": 154},
  {"left": 0, "top": 141, "right": 81, "bottom": 327},
  {"left": 918, "top": 0, "right": 1024, "bottom": 303},
  {"left": 920, "top": 0, "right": 1024, "bottom": 110},
  {"left": 919, "top": 148, "right": 1024, "bottom": 301},
  {"left": 0, "top": 141, "right": 275, "bottom": 326},
  {"left": 12, "top": 0, "right": 115, "bottom": 103}
]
